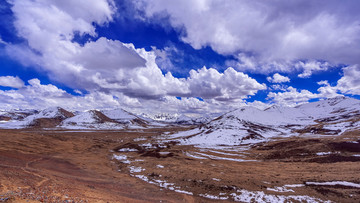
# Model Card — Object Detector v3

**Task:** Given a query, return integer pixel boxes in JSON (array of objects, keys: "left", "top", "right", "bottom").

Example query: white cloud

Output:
[
  {"left": 5, "top": 0, "right": 266, "bottom": 106},
  {"left": 335, "top": 65, "right": 360, "bottom": 95},
  {"left": 0, "top": 0, "right": 270, "bottom": 115},
  {"left": 0, "top": 77, "right": 261, "bottom": 116},
  {"left": 295, "top": 61, "right": 330, "bottom": 78},
  {"left": 0, "top": 78, "right": 127, "bottom": 111},
  {"left": 151, "top": 45, "right": 179, "bottom": 72},
  {"left": 270, "top": 84, "right": 288, "bottom": 91},
  {"left": 267, "top": 86, "right": 318, "bottom": 107},
  {"left": 138, "top": 0, "right": 360, "bottom": 71},
  {"left": 0, "top": 76, "right": 24, "bottom": 88},
  {"left": 0, "top": 36, "right": 7, "bottom": 45},
  {"left": 267, "top": 73, "right": 290, "bottom": 83},
  {"left": 48, "top": 0, "right": 115, "bottom": 25},
  {"left": 267, "top": 78, "right": 344, "bottom": 106},
  {"left": 7, "top": 0, "right": 358, "bottom": 115},
  {"left": 226, "top": 54, "right": 333, "bottom": 78},
  {"left": 186, "top": 67, "right": 266, "bottom": 100},
  {"left": 316, "top": 80, "right": 341, "bottom": 98}
]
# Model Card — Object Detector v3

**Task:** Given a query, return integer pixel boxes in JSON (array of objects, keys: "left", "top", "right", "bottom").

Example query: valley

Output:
[
  {"left": 0, "top": 128, "right": 359, "bottom": 202},
  {"left": 1, "top": 97, "right": 360, "bottom": 202}
]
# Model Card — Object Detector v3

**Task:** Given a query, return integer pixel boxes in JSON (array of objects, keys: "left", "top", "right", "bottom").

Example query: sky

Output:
[{"left": 0, "top": 0, "right": 360, "bottom": 116}]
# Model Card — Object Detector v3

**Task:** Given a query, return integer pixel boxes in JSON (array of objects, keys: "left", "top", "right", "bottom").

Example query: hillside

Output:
[
  {"left": 0, "top": 107, "right": 151, "bottom": 130},
  {"left": 0, "top": 107, "right": 74, "bottom": 129},
  {"left": 167, "top": 97, "right": 360, "bottom": 147}
]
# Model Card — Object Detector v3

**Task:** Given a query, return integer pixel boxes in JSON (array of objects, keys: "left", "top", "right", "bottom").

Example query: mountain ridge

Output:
[{"left": 167, "top": 96, "right": 360, "bottom": 147}]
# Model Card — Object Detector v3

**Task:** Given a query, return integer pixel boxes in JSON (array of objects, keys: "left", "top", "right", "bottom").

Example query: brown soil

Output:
[
  {"left": 28, "top": 118, "right": 65, "bottom": 128},
  {"left": 111, "top": 130, "right": 360, "bottom": 202},
  {"left": 0, "top": 127, "right": 359, "bottom": 202},
  {"left": 27, "top": 108, "right": 74, "bottom": 128},
  {"left": 0, "top": 116, "right": 11, "bottom": 121},
  {"left": 0, "top": 128, "right": 201, "bottom": 202},
  {"left": 92, "top": 110, "right": 117, "bottom": 123}
]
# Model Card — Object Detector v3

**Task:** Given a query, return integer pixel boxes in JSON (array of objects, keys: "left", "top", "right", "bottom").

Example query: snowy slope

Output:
[
  {"left": 230, "top": 106, "right": 313, "bottom": 126},
  {"left": 0, "top": 107, "right": 152, "bottom": 129},
  {"left": 175, "top": 114, "right": 212, "bottom": 125},
  {"left": 101, "top": 109, "right": 137, "bottom": 124},
  {"left": 0, "top": 109, "right": 38, "bottom": 121},
  {"left": 141, "top": 113, "right": 212, "bottom": 125},
  {"left": 0, "top": 107, "right": 74, "bottom": 129},
  {"left": 149, "top": 113, "right": 179, "bottom": 122},
  {"left": 168, "top": 97, "right": 360, "bottom": 147},
  {"left": 101, "top": 109, "right": 150, "bottom": 128},
  {"left": 60, "top": 110, "right": 124, "bottom": 129},
  {"left": 296, "top": 96, "right": 360, "bottom": 121}
]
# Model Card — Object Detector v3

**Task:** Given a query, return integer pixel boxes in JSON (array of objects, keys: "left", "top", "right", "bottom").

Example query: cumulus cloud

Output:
[
  {"left": 270, "top": 84, "right": 288, "bottom": 91},
  {"left": 152, "top": 45, "right": 180, "bottom": 72},
  {"left": 1, "top": 0, "right": 270, "bottom": 115},
  {"left": 226, "top": 54, "right": 333, "bottom": 77},
  {"left": 316, "top": 80, "right": 341, "bottom": 98},
  {"left": 0, "top": 78, "right": 68, "bottom": 109},
  {"left": 335, "top": 65, "right": 360, "bottom": 95},
  {"left": 6, "top": 0, "right": 358, "bottom": 115},
  {"left": 267, "top": 86, "right": 318, "bottom": 106},
  {"left": 296, "top": 61, "right": 330, "bottom": 78},
  {"left": 137, "top": 0, "right": 360, "bottom": 73},
  {"left": 0, "top": 78, "right": 131, "bottom": 111},
  {"left": 0, "top": 76, "right": 24, "bottom": 88},
  {"left": 0, "top": 77, "right": 258, "bottom": 116},
  {"left": 267, "top": 73, "right": 290, "bottom": 83},
  {"left": 267, "top": 78, "right": 344, "bottom": 106},
  {"left": 186, "top": 67, "right": 266, "bottom": 100}
]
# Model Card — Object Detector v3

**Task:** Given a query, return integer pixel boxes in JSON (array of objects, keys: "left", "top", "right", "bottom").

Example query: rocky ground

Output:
[{"left": 0, "top": 128, "right": 359, "bottom": 202}]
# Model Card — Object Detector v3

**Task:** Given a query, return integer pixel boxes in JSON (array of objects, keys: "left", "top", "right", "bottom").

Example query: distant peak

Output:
[
  {"left": 263, "top": 105, "right": 280, "bottom": 111},
  {"left": 326, "top": 96, "right": 347, "bottom": 101}
]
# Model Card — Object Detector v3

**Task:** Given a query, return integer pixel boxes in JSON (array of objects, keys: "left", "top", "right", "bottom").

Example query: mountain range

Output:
[
  {"left": 1, "top": 97, "right": 359, "bottom": 138},
  {"left": 166, "top": 96, "right": 360, "bottom": 147},
  {"left": 0, "top": 107, "right": 207, "bottom": 129}
]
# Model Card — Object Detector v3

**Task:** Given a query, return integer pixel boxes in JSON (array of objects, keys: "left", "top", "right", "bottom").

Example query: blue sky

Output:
[{"left": 0, "top": 0, "right": 360, "bottom": 115}]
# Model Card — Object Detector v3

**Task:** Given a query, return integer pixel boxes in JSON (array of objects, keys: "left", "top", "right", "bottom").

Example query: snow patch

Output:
[
  {"left": 118, "top": 148, "right": 138, "bottom": 152},
  {"left": 199, "top": 193, "right": 228, "bottom": 200},
  {"left": 306, "top": 181, "right": 360, "bottom": 188},
  {"left": 129, "top": 166, "right": 145, "bottom": 173},
  {"left": 113, "top": 154, "right": 131, "bottom": 164},
  {"left": 316, "top": 152, "right": 336, "bottom": 156},
  {"left": 133, "top": 175, "right": 193, "bottom": 196},
  {"left": 230, "top": 189, "right": 330, "bottom": 203},
  {"left": 266, "top": 184, "right": 304, "bottom": 193}
]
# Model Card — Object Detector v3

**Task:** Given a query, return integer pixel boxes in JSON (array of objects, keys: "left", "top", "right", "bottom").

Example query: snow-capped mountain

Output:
[
  {"left": 101, "top": 109, "right": 149, "bottom": 127},
  {"left": 60, "top": 110, "right": 123, "bottom": 129},
  {"left": 0, "top": 107, "right": 74, "bottom": 128},
  {"left": 168, "top": 97, "right": 360, "bottom": 147},
  {"left": 148, "top": 113, "right": 179, "bottom": 122},
  {"left": 101, "top": 109, "right": 137, "bottom": 123},
  {"left": 175, "top": 114, "right": 212, "bottom": 125},
  {"left": 141, "top": 113, "right": 212, "bottom": 125},
  {"left": 1, "top": 97, "right": 359, "bottom": 132},
  {"left": 294, "top": 96, "right": 360, "bottom": 122},
  {"left": 0, "top": 107, "right": 151, "bottom": 130},
  {"left": 0, "top": 109, "right": 38, "bottom": 122}
]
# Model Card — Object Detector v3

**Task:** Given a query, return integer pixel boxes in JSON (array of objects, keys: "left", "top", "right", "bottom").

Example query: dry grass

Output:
[{"left": 0, "top": 128, "right": 359, "bottom": 202}]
